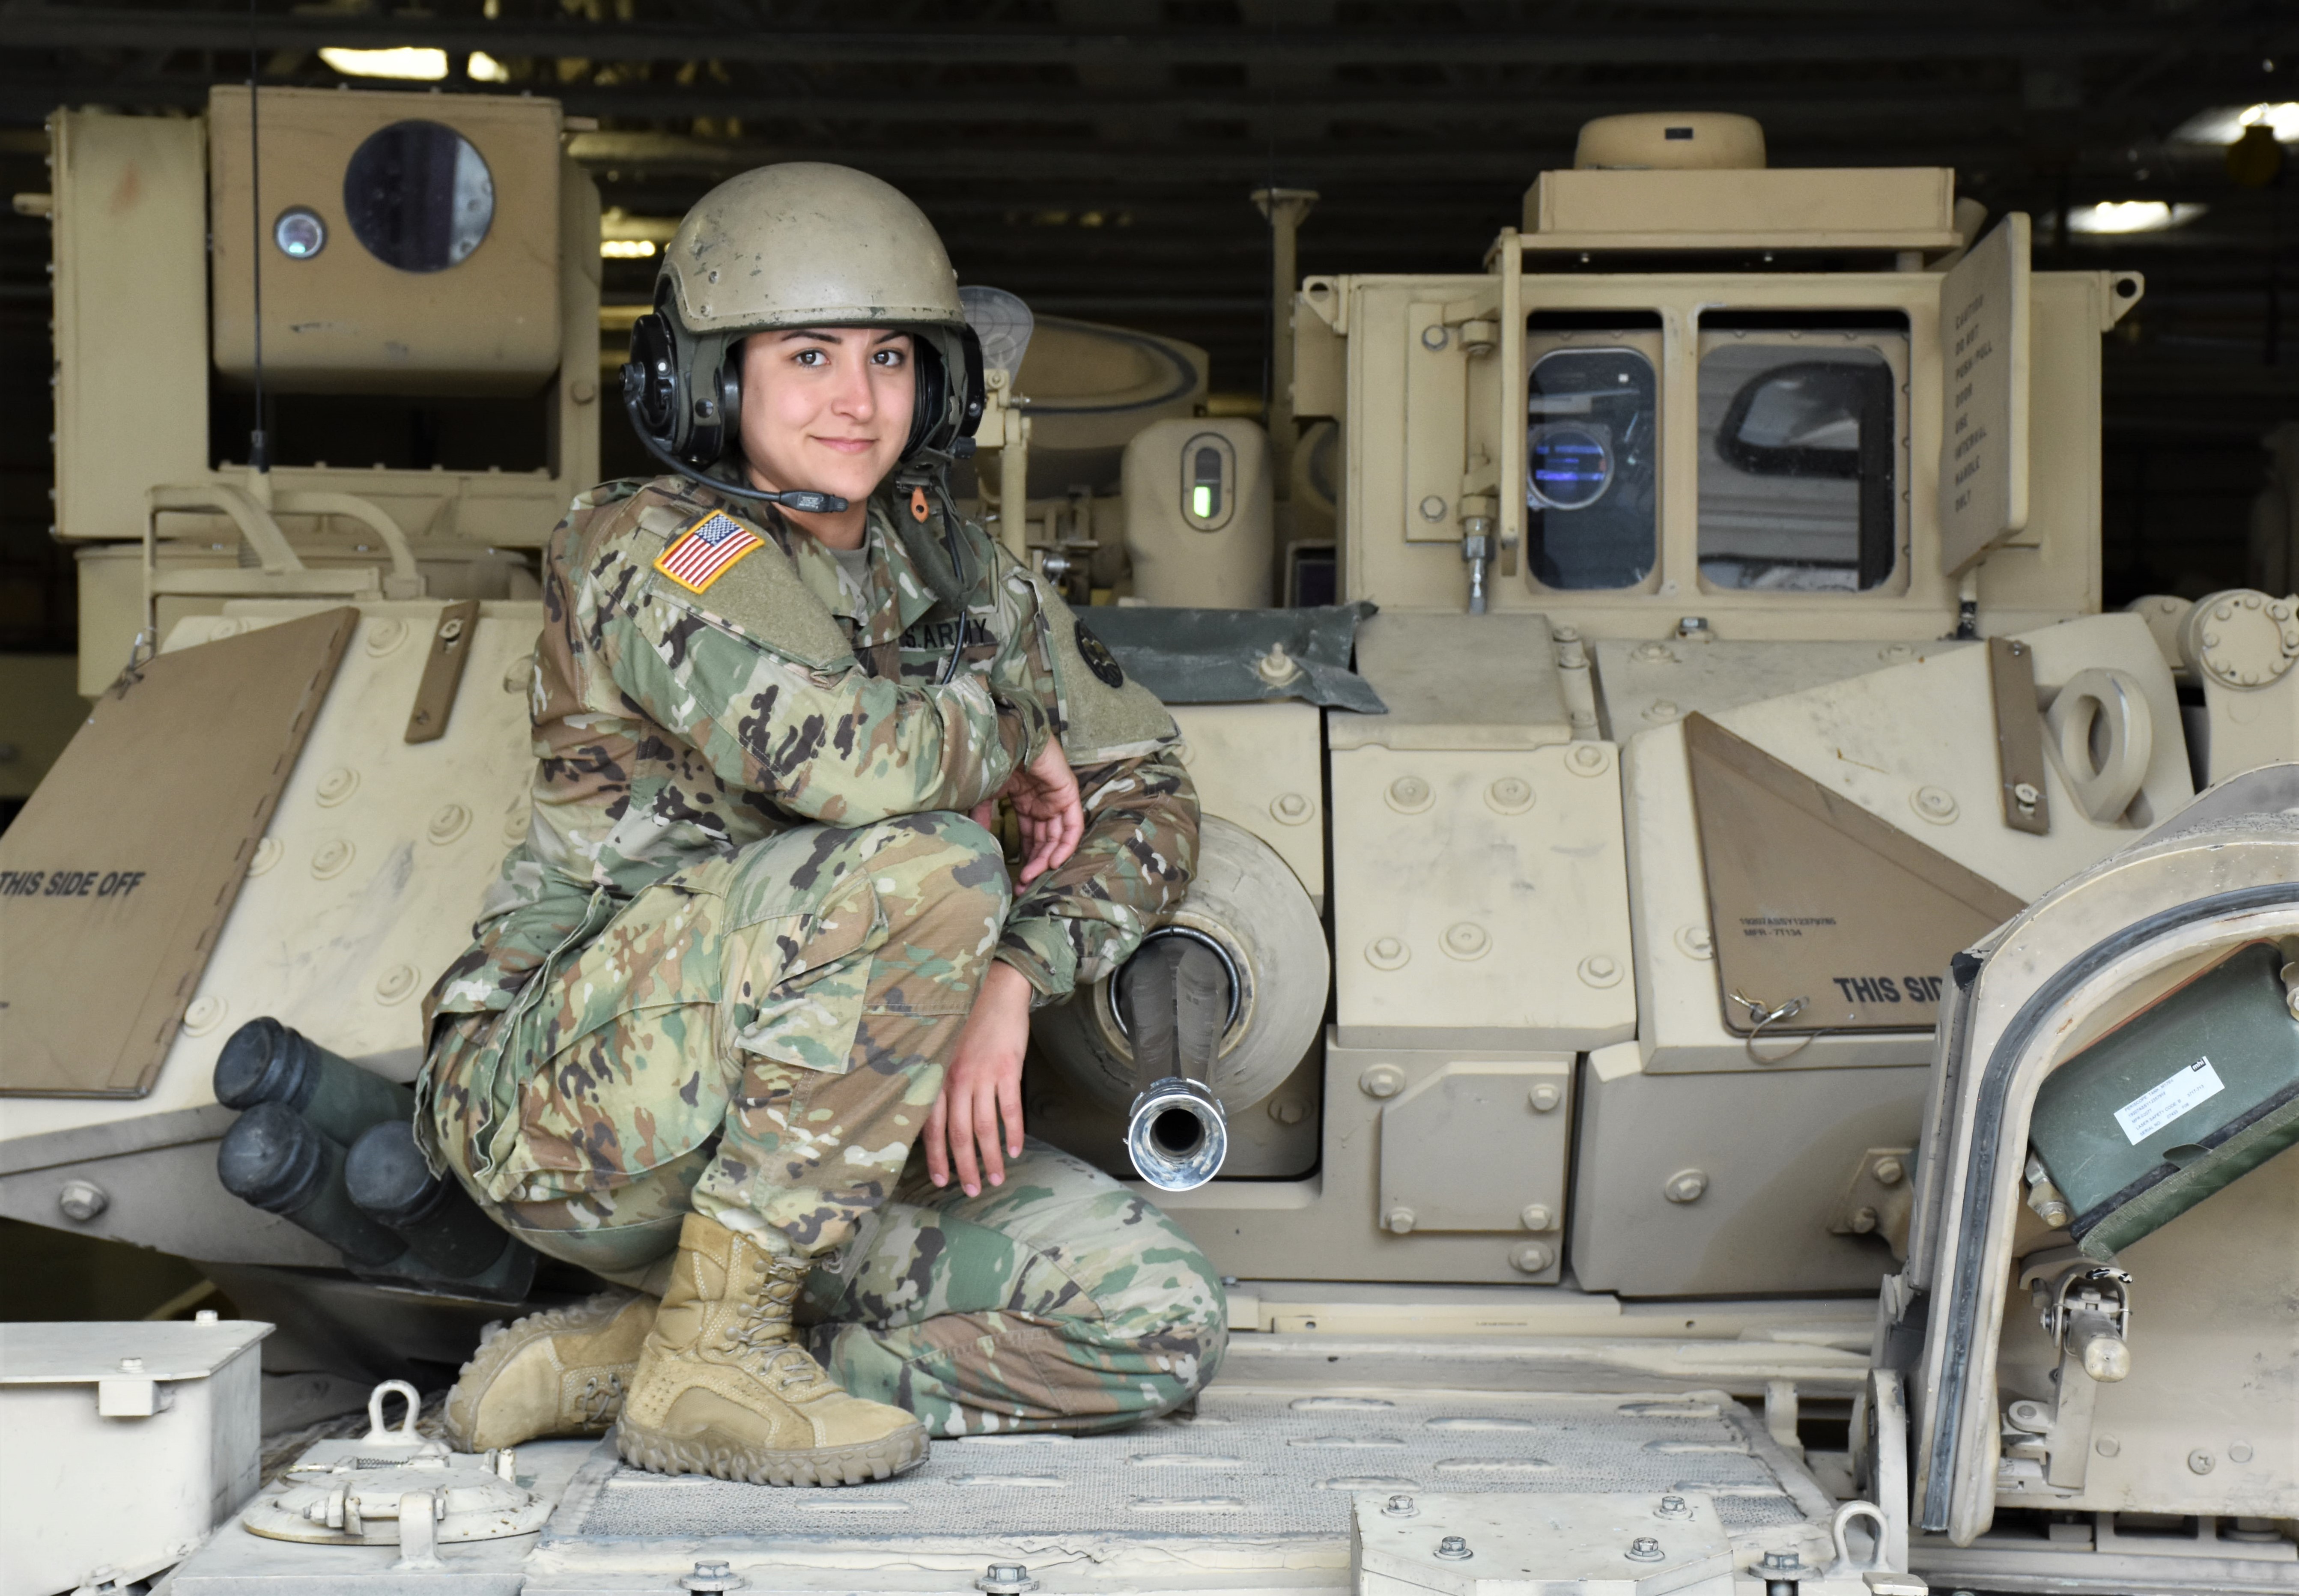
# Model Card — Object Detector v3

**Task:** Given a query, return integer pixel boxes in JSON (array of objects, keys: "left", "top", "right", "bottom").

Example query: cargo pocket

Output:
[{"left": 486, "top": 886, "right": 731, "bottom": 1201}]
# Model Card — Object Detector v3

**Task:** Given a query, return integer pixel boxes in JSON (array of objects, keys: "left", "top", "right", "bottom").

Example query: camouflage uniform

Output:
[{"left": 417, "top": 474, "right": 1220, "bottom": 1432}]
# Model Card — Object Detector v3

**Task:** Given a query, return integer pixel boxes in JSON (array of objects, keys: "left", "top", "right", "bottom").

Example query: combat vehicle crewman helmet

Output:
[{"left": 623, "top": 161, "right": 986, "bottom": 498}]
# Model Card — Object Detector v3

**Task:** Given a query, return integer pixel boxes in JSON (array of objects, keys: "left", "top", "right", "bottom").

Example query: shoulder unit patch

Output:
[
  {"left": 653, "top": 510, "right": 762, "bottom": 594},
  {"left": 1074, "top": 619, "right": 1124, "bottom": 687}
]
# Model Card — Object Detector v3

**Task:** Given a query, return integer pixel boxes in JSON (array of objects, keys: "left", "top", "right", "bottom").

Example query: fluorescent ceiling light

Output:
[
  {"left": 600, "top": 239, "right": 657, "bottom": 259},
  {"left": 2064, "top": 201, "right": 2207, "bottom": 236},
  {"left": 2172, "top": 101, "right": 2299, "bottom": 145},
  {"left": 468, "top": 51, "right": 510, "bottom": 83},
  {"left": 319, "top": 46, "right": 449, "bottom": 80}
]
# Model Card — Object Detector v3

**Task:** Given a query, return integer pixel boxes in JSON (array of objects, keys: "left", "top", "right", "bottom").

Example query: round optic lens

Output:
[
  {"left": 1526, "top": 423, "right": 1614, "bottom": 511},
  {"left": 273, "top": 207, "right": 327, "bottom": 260}
]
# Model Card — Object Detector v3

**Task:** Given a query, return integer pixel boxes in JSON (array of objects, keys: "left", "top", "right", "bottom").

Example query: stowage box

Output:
[{"left": 0, "top": 1318, "right": 270, "bottom": 1596}]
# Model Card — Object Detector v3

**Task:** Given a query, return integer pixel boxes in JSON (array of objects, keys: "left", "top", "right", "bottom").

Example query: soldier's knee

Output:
[{"left": 872, "top": 810, "right": 1012, "bottom": 922}]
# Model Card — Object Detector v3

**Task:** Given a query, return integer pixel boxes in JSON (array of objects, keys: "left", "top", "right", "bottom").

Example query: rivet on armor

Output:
[
  {"left": 1664, "top": 1169, "right": 1709, "bottom": 1204},
  {"left": 1485, "top": 776, "right": 1534, "bottom": 814},
  {"left": 1366, "top": 936, "right": 1410, "bottom": 971},
  {"left": 503, "top": 654, "right": 534, "bottom": 693},
  {"left": 1385, "top": 774, "right": 1433, "bottom": 813},
  {"left": 1267, "top": 1096, "right": 1309, "bottom": 1125},
  {"left": 1509, "top": 1241, "right": 1553, "bottom": 1274},
  {"left": 1442, "top": 922, "right": 1490, "bottom": 961},
  {"left": 1578, "top": 953, "right": 1623, "bottom": 987},
  {"left": 310, "top": 838, "right": 355, "bottom": 879},
  {"left": 1910, "top": 785, "right": 1959, "bottom": 824},
  {"left": 426, "top": 802, "right": 472, "bottom": 845},
  {"left": 1566, "top": 743, "right": 1610, "bottom": 777},
  {"left": 1675, "top": 924, "right": 1715, "bottom": 960},
  {"left": 1520, "top": 1204, "right": 1555, "bottom": 1232},
  {"left": 247, "top": 837, "right": 283, "bottom": 877},
  {"left": 1527, "top": 1083, "right": 1562, "bottom": 1113},
  {"left": 1360, "top": 1064, "right": 1407, "bottom": 1099},
  {"left": 182, "top": 996, "right": 228, "bottom": 1037},
  {"left": 57, "top": 1180, "right": 108, "bottom": 1223},
  {"left": 1385, "top": 1205, "right": 1416, "bottom": 1234},
  {"left": 365, "top": 618, "right": 409, "bottom": 656},
  {"left": 315, "top": 767, "right": 360, "bottom": 807},
  {"left": 1270, "top": 791, "right": 1312, "bottom": 825},
  {"left": 374, "top": 964, "right": 420, "bottom": 1005}
]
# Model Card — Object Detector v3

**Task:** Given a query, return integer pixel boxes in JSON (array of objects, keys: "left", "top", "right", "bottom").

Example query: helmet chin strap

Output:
[{"left": 621, "top": 383, "right": 850, "bottom": 514}]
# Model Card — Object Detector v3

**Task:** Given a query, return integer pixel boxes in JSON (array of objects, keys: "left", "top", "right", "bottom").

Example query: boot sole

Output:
[
  {"left": 445, "top": 1290, "right": 641, "bottom": 1451},
  {"left": 616, "top": 1418, "right": 928, "bottom": 1486}
]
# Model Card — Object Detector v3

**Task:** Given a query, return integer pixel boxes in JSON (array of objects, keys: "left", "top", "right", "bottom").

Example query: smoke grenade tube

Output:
[
  {"left": 215, "top": 1101, "right": 408, "bottom": 1268},
  {"left": 213, "top": 1017, "right": 414, "bottom": 1147},
  {"left": 345, "top": 1120, "right": 513, "bottom": 1280}
]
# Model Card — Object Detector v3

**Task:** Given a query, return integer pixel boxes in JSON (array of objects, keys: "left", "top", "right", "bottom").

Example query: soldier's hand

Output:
[
  {"left": 1004, "top": 741, "right": 1083, "bottom": 885},
  {"left": 925, "top": 961, "right": 1033, "bottom": 1196}
]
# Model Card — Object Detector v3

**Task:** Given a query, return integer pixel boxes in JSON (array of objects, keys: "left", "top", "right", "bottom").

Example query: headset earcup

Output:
[
  {"left": 904, "top": 336, "right": 948, "bottom": 462},
  {"left": 625, "top": 313, "right": 683, "bottom": 453},
  {"left": 710, "top": 346, "right": 743, "bottom": 465},
  {"left": 957, "top": 325, "right": 987, "bottom": 441}
]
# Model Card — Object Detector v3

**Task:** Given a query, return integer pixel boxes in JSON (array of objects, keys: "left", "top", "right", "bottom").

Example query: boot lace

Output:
[
  {"left": 725, "top": 1259, "right": 836, "bottom": 1396},
  {"left": 575, "top": 1370, "right": 623, "bottom": 1424}
]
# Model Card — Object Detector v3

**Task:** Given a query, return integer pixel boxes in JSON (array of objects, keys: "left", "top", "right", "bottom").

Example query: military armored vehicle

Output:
[{"left": 1, "top": 93, "right": 2293, "bottom": 1596}]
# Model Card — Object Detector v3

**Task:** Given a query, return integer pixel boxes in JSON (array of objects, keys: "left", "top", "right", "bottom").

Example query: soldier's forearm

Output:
[{"left": 995, "top": 754, "right": 1199, "bottom": 1001}]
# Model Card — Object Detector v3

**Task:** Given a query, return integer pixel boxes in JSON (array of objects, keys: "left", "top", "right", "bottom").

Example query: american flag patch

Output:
[{"left": 652, "top": 511, "right": 762, "bottom": 593}]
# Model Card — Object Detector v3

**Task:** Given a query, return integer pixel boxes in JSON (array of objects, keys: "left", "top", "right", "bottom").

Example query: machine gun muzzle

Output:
[{"left": 1118, "top": 932, "right": 1236, "bottom": 1191}]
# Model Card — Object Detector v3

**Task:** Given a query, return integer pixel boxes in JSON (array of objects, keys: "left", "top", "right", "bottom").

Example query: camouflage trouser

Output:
[
  {"left": 422, "top": 813, "right": 1227, "bottom": 1432},
  {"left": 426, "top": 811, "right": 1010, "bottom": 1258}
]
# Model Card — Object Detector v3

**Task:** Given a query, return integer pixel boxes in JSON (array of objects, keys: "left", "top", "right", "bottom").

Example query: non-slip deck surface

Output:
[{"left": 550, "top": 1387, "right": 1808, "bottom": 1545}]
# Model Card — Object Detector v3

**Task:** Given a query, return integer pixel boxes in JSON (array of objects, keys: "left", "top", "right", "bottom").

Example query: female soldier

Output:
[{"left": 417, "top": 163, "right": 1224, "bottom": 1486}]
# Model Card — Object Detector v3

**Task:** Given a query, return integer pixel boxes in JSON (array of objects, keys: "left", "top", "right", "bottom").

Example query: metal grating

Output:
[{"left": 549, "top": 1388, "right": 1809, "bottom": 1545}]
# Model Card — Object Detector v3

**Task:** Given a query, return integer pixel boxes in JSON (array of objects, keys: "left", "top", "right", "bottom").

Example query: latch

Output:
[
  {"left": 2003, "top": 1258, "right": 2132, "bottom": 1490},
  {"left": 1987, "top": 637, "right": 2051, "bottom": 835},
  {"left": 405, "top": 600, "right": 480, "bottom": 745}
]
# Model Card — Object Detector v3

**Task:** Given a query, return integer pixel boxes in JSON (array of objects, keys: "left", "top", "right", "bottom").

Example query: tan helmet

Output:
[
  {"left": 659, "top": 162, "right": 966, "bottom": 334},
  {"left": 623, "top": 162, "right": 984, "bottom": 507}
]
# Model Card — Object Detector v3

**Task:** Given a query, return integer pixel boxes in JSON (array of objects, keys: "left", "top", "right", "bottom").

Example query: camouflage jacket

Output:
[{"left": 426, "top": 474, "right": 1198, "bottom": 1028}]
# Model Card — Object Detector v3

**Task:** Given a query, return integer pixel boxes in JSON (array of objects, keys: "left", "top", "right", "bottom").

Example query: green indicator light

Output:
[{"left": 1191, "top": 484, "right": 1212, "bottom": 519}]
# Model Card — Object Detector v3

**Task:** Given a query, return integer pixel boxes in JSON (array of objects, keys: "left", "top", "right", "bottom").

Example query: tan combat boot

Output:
[
  {"left": 616, "top": 1212, "right": 927, "bottom": 1486},
  {"left": 444, "top": 1290, "right": 657, "bottom": 1451}
]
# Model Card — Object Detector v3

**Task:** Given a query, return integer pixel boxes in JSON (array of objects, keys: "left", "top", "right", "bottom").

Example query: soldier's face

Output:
[{"left": 738, "top": 328, "right": 916, "bottom": 507}]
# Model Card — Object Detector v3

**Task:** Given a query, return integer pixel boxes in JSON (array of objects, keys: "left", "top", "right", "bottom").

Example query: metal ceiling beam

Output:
[{"left": 6, "top": 6, "right": 2289, "bottom": 70}]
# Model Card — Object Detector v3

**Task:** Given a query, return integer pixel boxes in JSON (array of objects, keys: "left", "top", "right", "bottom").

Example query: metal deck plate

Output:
[{"left": 546, "top": 1388, "right": 1810, "bottom": 1548}]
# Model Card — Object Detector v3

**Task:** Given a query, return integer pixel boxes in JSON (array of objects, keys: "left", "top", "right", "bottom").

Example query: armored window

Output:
[
  {"left": 1696, "top": 328, "right": 1907, "bottom": 592},
  {"left": 1524, "top": 345, "right": 1658, "bottom": 591}
]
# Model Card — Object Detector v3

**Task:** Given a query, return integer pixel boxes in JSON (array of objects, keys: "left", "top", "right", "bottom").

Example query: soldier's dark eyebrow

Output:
[{"left": 772, "top": 329, "right": 907, "bottom": 346}]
